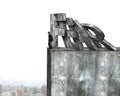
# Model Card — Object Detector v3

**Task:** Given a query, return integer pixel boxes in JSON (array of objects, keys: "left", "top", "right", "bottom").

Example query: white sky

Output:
[{"left": 0, "top": 0, "right": 120, "bottom": 82}]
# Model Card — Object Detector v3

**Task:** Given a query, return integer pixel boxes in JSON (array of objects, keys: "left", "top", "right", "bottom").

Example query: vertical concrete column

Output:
[{"left": 50, "top": 14, "right": 58, "bottom": 48}]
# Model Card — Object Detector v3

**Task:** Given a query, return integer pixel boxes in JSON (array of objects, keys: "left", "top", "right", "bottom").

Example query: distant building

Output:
[
  {"left": 41, "top": 85, "right": 47, "bottom": 96},
  {"left": 0, "top": 84, "right": 2, "bottom": 96},
  {"left": 11, "top": 91, "right": 18, "bottom": 96},
  {"left": 17, "top": 89, "right": 23, "bottom": 96}
]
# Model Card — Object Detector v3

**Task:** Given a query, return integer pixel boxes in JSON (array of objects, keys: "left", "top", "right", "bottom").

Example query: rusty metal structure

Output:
[{"left": 49, "top": 13, "right": 116, "bottom": 51}]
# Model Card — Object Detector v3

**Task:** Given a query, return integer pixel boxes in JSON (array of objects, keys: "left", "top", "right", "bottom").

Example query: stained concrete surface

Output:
[{"left": 47, "top": 48, "right": 120, "bottom": 96}]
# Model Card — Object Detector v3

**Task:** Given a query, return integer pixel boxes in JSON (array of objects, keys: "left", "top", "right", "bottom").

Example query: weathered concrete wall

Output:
[{"left": 47, "top": 48, "right": 120, "bottom": 96}]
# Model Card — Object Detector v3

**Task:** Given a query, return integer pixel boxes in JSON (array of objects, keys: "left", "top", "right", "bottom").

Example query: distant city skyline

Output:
[{"left": 0, "top": 83, "right": 46, "bottom": 96}]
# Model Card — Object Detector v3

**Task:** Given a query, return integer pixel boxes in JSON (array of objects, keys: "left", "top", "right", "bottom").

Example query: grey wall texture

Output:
[{"left": 47, "top": 48, "right": 120, "bottom": 96}]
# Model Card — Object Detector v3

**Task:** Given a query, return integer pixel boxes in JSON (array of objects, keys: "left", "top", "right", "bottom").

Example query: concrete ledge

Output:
[{"left": 48, "top": 47, "right": 120, "bottom": 51}]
